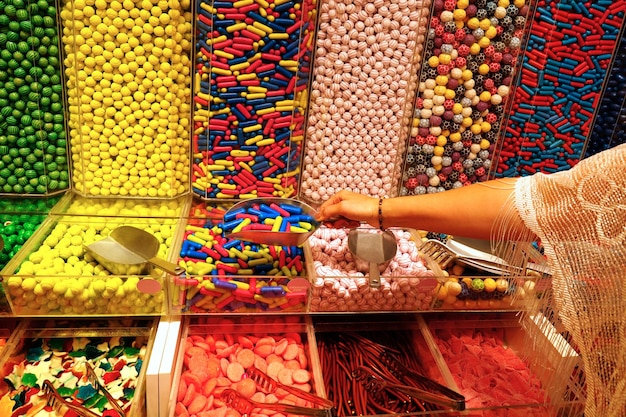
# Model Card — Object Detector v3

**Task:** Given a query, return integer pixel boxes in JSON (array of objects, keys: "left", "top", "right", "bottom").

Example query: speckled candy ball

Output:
[
  {"left": 60, "top": 0, "right": 193, "bottom": 198},
  {"left": 0, "top": 0, "right": 69, "bottom": 194},
  {"left": 301, "top": 0, "right": 432, "bottom": 203}
]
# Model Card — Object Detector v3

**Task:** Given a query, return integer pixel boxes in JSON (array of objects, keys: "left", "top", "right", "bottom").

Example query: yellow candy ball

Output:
[
  {"left": 484, "top": 278, "right": 497, "bottom": 292},
  {"left": 467, "top": 17, "right": 480, "bottom": 29}
]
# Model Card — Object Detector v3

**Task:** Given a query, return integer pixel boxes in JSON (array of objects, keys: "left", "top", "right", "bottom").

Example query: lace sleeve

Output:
[{"left": 509, "top": 144, "right": 626, "bottom": 417}]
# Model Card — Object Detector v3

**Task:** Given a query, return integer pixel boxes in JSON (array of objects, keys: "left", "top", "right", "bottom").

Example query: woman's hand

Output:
[{"left": 315, "top": 190, "right": 379, "bottom": 228}]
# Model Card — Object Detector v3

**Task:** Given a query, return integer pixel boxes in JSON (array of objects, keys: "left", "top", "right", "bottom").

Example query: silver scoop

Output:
[
  {"left": 348, "top": 229, "right": 397, "bottom": 288},
  {"left": 85, "top": 225, "right": 185, "bottom": 276},
  {"left": 223, "top": 198, "right": 320, "bottom": 247}
]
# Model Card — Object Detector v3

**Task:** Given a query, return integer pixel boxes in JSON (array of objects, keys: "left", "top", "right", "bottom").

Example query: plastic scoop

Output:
[
  {"left": 85, "top": 225, "right": 185, "bottom": 276},
  {"left": 348, "top": 229, "right": 397, "bottom": 288},
  {"left": 222, "top": 198, "right": 321, "bottom": 246}
]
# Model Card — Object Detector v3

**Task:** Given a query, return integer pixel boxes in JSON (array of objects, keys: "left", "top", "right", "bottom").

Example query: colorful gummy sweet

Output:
[
  {"left": 191, "top": 0, "right": 318, "bottom": 199},
  {"left": 60, "top": 0, "right": 193, "bottom": 197},
  {"left": 0, "top": 0, "right": 69, "bottom": 194},
  {"left": 432, "top": 325, "right": 549, "bottom": 414}
]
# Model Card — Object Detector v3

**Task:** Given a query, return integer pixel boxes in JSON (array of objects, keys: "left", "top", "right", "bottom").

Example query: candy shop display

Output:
[
  {"left": 171, "top": 316, "right": 328, "bottom": 417},
  {"left": 300, "top": 0, "right": 430, "bottom": 203},
  {"left": 60, "top": 0, "right": 193, "bottom": 198},
  {"left": 497, "top": 1, "right": 625, "bottom": 176},
  {"left": 191, "top": 0, "right": 318, "bottom": 200},
  {"left": 306, "top": 227, "right": 438, "bottom": 312},
  {"left": 314, "top": 314, "right": 459, "bottom": 415},
  {"left": 0, "top": 0, "right": 70, "bottom": 195},
  {"left": 402, "top": 0, "right": 532, "bottom": 195},
  {"left": 425, "top": 314, "right": 556, "bottom": 416},
  {"left": 2, "top": 197, "right": 185, "bottom": 316},
  {"left": 0, "top": 318, "right": 155, "bottom": 417},
  {"left": 171, "top": 199, "right": 310, "bottom": 313}
]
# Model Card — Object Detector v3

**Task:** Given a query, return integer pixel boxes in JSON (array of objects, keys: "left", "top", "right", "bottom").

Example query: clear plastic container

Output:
[
  {"left": 422, "top": 313, "right": 585, "bottom": 417},
  {"left": 0, "top": 317, "right": 158, "bottom": 417},
  {"left": 170, "top": 199, "right": 310, "bottom": 314},
  {"left": 401, "top": 0, "right": 534, "bottom": 193},
  {"left": 190, "top": 0, "right": 320, "bottom": 200},
  {"left": 0, "top": 0, "right": 70, "bottom": 195},
  {"left": 311, "top": 314, "right": 460, "bottom": 415},
  {"left": 305, "top": 226, "right": 438, "bottom": 312},
  {"left": 60, "top": 0, "right": 194, "bottom": 198},
  {"left": 300, "top": 0, "right": 430, "bottom": 204},
  {"left": 1, "top": 205, "right": 185, "bottom": 315},
  {"left": 168, "top": 316, "right": 329, "bottom": 417}
]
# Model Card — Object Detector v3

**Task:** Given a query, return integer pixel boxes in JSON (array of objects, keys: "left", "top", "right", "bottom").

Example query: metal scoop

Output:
[
  {"left": 223, "top": 198, "right": 321, "bottom": 247},
  {"left": 348, "top": 229, "right": 397, "bottom": 288},
  {"left": 85, "top": 225, "right": 185, "bottom": 276}
]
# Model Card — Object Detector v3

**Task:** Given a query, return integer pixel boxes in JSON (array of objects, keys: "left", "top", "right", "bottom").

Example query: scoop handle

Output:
[
  {"left": 147, "top": 257, "right": 186, "bottom": 275},
  {"left": 368, "top": 262, "right": 381, "bottom": 288}
]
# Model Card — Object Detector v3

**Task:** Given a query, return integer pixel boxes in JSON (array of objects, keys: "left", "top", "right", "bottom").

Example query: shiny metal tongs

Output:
[
  {"left": 352, "top": 366, "right": 465, "bottom": 411},
  {"left": 247, "top": 365, "right": 333, "bottom": 409},
  {"left": 378, "top": 350, "right": 466, "bottom": 411},
  {"left": 41, "top": 380, "right": 101, "bottom": 417},
  {"left": 221, "top": 388, "right": 330, "bottom": 417},
  {"left": 84, "top": 362, "right": 126, "bottom": 417}
]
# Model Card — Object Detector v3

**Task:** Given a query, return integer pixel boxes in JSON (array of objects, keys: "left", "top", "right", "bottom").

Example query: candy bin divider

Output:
[
  {"left": 0, "top": 319, "right": 30, "bottom": 369},
  {"left": 146, "top": 318, "right": 171, "bottom": 417},
  {"left": 302, "top": 238, "right": 316, "bottom": 313},
  {"left": 415, "top": 314, "right": 461, "bottom": 393},
  {"left": 521, "top": 312, "right": 584, "bottom": 409},
  {"left": 166, "top": 315, "right": 190, "bottom": 417},
  {"left": 158, "top": 316, "right": 183, "bottom": 417},
  {"left": 303, "top": 315, "right": 328, "bottom": 400}
]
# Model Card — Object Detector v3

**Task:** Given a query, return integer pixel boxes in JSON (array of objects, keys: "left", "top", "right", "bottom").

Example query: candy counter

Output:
[{"left": 1, "top": 0, "right": 624, "bottom": 414}]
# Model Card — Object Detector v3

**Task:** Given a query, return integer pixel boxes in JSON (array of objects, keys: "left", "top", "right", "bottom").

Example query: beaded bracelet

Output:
[{"left": 378, "top": 197, "right": 384, "bottom": 231}]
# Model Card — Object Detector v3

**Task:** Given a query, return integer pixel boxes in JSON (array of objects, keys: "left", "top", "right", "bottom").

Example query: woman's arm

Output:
[{"left": 316, "top": 178, "right": 532, "bottom": 241}]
